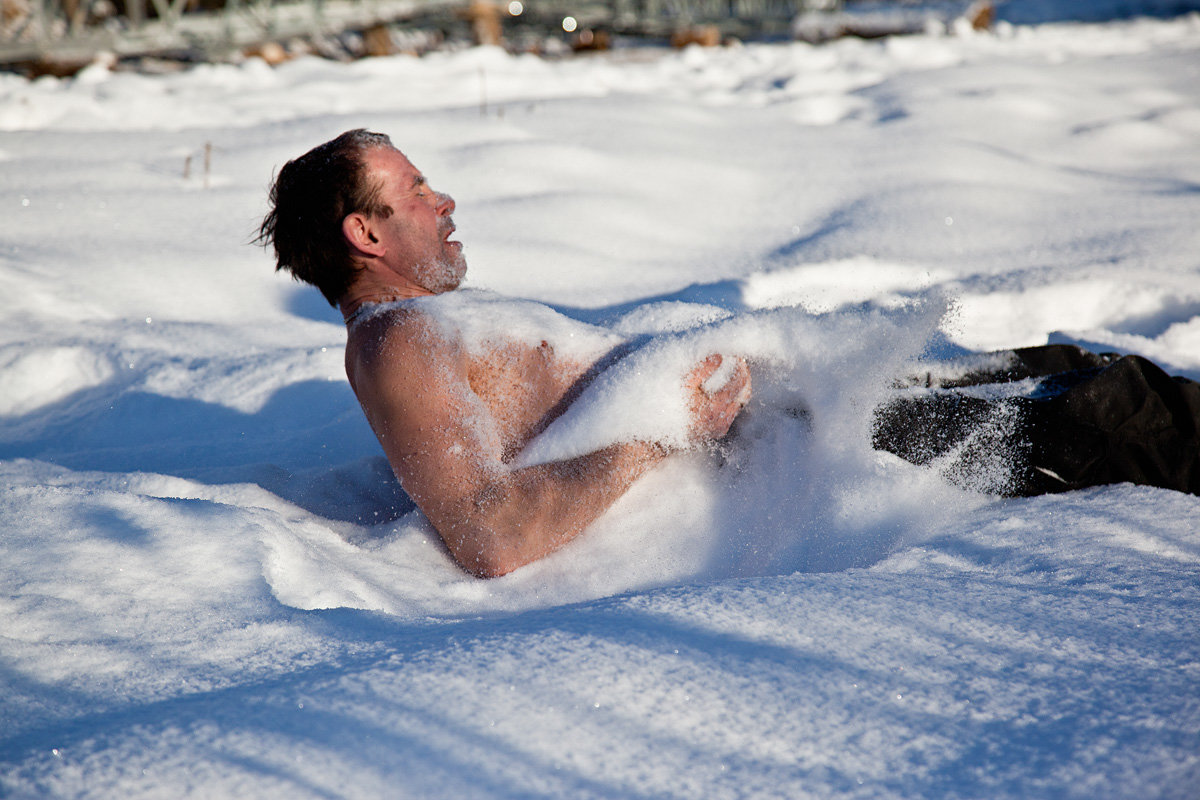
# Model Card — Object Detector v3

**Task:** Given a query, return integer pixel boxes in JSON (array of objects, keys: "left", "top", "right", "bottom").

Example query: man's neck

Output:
[{"left": 339, "top": 277, "right": 436, "bottom": 323}]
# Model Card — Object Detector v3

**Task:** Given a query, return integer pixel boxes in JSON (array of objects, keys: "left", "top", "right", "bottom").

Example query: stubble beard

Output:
[{"left": 418, "top": 246, "right": 467, "bottom": 294}]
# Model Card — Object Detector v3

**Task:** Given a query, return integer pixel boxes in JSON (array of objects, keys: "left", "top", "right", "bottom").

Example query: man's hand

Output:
[{"left": 685, "top": 354, "right": 752, "bottom": 443}]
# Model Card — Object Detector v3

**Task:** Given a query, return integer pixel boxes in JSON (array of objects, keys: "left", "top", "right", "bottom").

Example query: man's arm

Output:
[{"left": 349, "top": 313, "right": 749, "bottom": 578}]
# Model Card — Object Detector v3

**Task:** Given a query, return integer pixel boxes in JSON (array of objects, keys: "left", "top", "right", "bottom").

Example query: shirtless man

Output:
[{"left": 260, "top": 130, "right": 751, "bottom": 578}]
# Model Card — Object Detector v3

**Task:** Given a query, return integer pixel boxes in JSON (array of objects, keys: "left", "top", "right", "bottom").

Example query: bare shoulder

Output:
[
  {"left": 347, "top": 305, "right": 441, "bottom": 364},
  {"left": 345, "top": 305, "right": 464, "bottom": 395}
]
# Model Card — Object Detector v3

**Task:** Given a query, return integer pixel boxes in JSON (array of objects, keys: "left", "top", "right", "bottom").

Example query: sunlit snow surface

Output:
[{"left": 2, "top": 9, "right": 1200, "bottom": 798}]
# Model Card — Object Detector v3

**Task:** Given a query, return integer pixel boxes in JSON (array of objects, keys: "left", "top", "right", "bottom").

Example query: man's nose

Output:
[{"left": 435, "top": 192, "right": 455, "bottom": 215}]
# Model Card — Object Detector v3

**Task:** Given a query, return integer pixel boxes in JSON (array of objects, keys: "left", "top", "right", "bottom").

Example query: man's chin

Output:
[
  {"left": 424, "top": 256, "right": 467, "bottom": 294},
  {"left": 448, "top": 250, "right": 468, "bottom": 286}
]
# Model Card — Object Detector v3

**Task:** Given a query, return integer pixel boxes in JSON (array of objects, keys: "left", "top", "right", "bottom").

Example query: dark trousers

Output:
[{"left": 872, "top": 345, "right": 1200, "bottom": 496}]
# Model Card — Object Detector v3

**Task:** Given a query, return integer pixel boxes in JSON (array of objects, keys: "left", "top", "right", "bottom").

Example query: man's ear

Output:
[{"left": 342, "top": 213, "right": 385, "bottom": 257}]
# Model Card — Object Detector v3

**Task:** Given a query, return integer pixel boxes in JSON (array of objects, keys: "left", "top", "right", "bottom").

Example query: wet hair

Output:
[{"left": 257, "top": 129, "right": 395, "bottom": 306}]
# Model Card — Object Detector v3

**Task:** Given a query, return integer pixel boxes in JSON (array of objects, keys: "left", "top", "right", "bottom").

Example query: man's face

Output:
[{"left": 362, "top": 147, "right": 466, "bottom": 294}]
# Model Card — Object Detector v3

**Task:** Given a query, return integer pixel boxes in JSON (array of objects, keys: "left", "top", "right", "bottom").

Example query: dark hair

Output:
[{"left": 258, "top": 129, "right": 395, "bottom": 306}]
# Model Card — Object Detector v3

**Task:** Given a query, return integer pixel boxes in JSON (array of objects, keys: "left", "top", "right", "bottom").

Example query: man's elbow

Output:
[
  {"left": 443, "top": 524, "right": 527, "bottom": 579},
  {"left": 436, "top": 488, "right": 547, "bottom": 578},
  {"left": 458, "top": 547, "right": 527, "bottom": 579},
  {"left": 433, "top": 490, "right": 565, "bottom": 578}
]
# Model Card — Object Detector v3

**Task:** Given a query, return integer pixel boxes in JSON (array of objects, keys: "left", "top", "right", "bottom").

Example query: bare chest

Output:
[{"left": 466, "top": 339, "right": 589, "bottom": 460}]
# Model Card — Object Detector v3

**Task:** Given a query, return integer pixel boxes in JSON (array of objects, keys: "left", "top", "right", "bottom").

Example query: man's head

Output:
[
  {"left": 259, "top": 129, "right": 465, "bottom": 306},
  {"left": 341, "top": 146, "right": 466, "bottom": 298}
]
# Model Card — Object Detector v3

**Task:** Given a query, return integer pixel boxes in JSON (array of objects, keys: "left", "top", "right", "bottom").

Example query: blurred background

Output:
[{"left": 6, "top": 0, "right": 1200, "bottom": 78}]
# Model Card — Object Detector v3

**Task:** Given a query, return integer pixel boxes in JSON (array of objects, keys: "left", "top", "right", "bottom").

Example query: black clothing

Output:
[{"left": 872, "top": 345, "right": 1200, "bottom": 497}]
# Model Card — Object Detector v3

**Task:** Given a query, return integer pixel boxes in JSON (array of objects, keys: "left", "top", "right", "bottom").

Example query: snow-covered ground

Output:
[{"left": 3, "top": 6, "right": 1200, "bottom": 798}]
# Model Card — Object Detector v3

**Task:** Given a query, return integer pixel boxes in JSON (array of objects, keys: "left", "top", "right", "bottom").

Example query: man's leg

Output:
[
  {"left": 874, "top": 346, "right": 1200, "bottom": 497},
  {"left": 900, "top": 343, "right": 1117, "bottom": 390}
]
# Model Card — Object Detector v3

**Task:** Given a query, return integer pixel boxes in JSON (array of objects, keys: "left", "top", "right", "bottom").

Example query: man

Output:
[
  {"left": 262, "top": 130, "right": 1200, "bottom": 575},
  {"left": 260, "top": 130, "right": 752, "bottom": 577}
]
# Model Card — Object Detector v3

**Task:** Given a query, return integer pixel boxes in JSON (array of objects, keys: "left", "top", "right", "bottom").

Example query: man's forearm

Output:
[{"left": 436, "top": 440, "right": 666, "bottom": 578}]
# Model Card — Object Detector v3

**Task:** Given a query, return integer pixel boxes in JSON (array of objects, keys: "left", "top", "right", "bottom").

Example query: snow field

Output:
[{"left": 2, "top": 8, "right": 1200, "bottom": 798}]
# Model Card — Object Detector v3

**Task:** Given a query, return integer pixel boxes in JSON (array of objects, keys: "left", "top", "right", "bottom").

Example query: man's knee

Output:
[
  {"left": 1008, "top": 344, "right": 1116, "bottom": 380},
  {"left": 1032, "top": 355, "right": 1200, "bottom": 494}
]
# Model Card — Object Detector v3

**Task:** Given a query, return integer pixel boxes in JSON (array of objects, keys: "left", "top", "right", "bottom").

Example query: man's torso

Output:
[{"left": 345, "top": 303, "right": 605, "bottom": 464}]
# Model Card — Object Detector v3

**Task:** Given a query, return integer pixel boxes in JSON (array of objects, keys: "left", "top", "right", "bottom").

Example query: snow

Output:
[{"left": 3, "top": 5, "right": 1200, "bottom": 798}]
